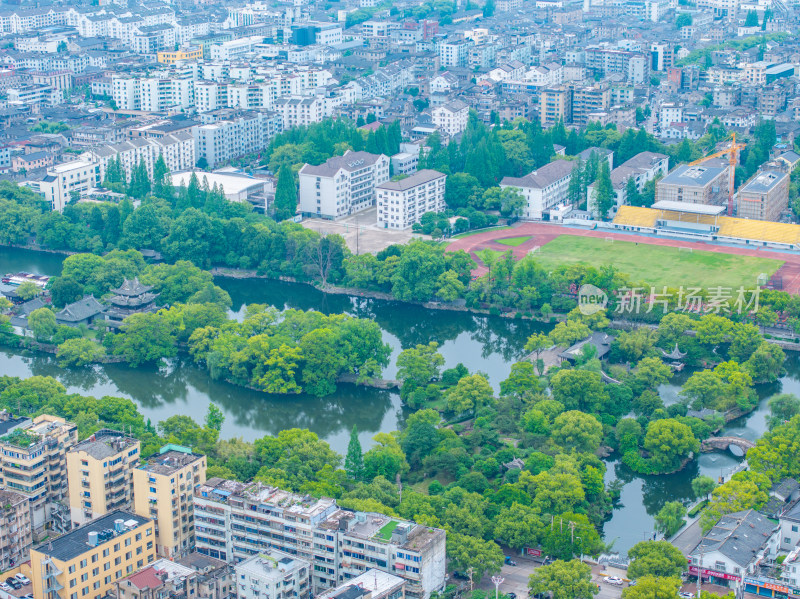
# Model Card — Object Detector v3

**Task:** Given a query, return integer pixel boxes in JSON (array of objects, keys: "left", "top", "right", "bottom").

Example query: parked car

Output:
[
  {"left": 0, "top": 583, "right": 12, "bottom": 591},
  {"left": 15, "top": 573, "right": 31, "bottom": 585},
  {"left": 6, "top": 577, "right": 22, "bottom": 590},
  {"left": 604, "top": 577, "right": 624, "bottom": 586},
  {"left": 679, "top": 593, "right": 695, "bottom": 598},
  {"left": 628, "top": 580, "right": 637, "bottom": 587},
  {"left": 507, "top": 593, "right": 517, "bottom": 599},
  {"left": 23, "top": 594, "right": 34, "bottom": 599},
  {"left": 505, "top": 556, "right": 518, "bottom": 566}
]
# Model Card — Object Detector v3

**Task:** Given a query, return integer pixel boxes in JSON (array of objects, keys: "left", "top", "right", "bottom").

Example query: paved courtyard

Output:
[{"left": 299, "top": 207, "right": 419, "bottom": 254}]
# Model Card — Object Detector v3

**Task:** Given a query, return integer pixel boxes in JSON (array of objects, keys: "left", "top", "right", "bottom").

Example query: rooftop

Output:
[
  {"left": 143, "top": 448, "right": 204, "bottom": 475},
  {"left": 318, "top": 570, "right": 405, "bottom": 599},
  {"left": 33, "top": 510, "right": 151, "bottom": 563},
  {"left": 690, "top": 509, "right": 777, "bottom": 568},
  {"left": 660, "top": 164, "right": 728, "bottom": 187},
  {"left": 71, "top": 429, "right": 138, "bottom": 460},
  {"left": 377, "top": 169, "right": 445, "bottom": 191},
  {"left": 651, "top": 200, "right": 726, "bottom": 215},
  {"left": 299, "top": 150, "right": 385, "bottom": 178},
  {"left": 50, "top": 160, "right": 96, "bottom": 173},
  {"left": 235, "top": 549, "right": 309, "bottom": 581},
  {"left": 740, "top": 171, "right": 787, "bottom": 194}
]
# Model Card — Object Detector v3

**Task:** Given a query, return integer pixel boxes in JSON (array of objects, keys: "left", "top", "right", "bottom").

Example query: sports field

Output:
[{"left": 533, "top": 235, "right": 784, "bottom": 290}]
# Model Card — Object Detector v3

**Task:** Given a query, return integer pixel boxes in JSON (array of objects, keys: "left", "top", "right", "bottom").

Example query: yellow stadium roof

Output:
[
  {"left": 612, "top": 206, "right": 800, "bottom": 246},
  {"left": 613, "top": 206, "right": 658, "bottom": 228}
]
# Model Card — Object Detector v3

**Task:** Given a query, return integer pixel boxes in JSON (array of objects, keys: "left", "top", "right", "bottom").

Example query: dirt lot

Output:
[{"left": 299, "top": 207, "right": 420, "bottom": 254}]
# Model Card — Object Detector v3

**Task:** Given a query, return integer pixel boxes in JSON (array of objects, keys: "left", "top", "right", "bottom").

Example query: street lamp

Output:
[{"left": 492, "top": 576, "right": 505, "bottom": 599}]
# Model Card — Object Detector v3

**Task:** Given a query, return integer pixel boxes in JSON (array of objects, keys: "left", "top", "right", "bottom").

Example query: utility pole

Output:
[{"left": 696, "top": 548, "right": 705, "bottom": 599}]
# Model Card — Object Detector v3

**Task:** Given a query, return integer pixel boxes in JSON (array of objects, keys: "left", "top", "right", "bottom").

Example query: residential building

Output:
[
  {"left": 391, "top": 152, "right": 419, "bottom": 175},
  {"left": 195, "top": 110, "right": 283, "bottom": 168},
  {"left": 0, "top": 414, "right": 78, "bottom": 531},
  {"left": 83, "top": 133, "right": 196, "bottom": 183},
  {"left": 274, "top": 96, "right": 333, "bottom": 128},
  {"left": 571, "top": 83, "right": 610, "bottom": 125},
  {"left": 114, "top": 555, "right": 233, "bottom": 599},
  {"left": 737, "top": 170, "right": 789, "bottom": 221},
  {"left": 438, "top": 39, "right": 472, "bottom": 68},
  {"left": 157, "top": 46, "right": 203, "bottom": 64},
  {"left": 193, "top": 479, "right": 446, "bottom": 599},
  {"left": 500, "top": 160, "right": 578, "bottom": 220},
  {"left": 688, "top": 510, "right": 779, "bottom": 588},
  {"left": 0, "top": 145, "right": 10, "bottom": 173},
  {"left": 376, "top": 169, "right": 446, "bottom": 230},
  {"left": 132, "top": 446, "right": 207, "bottom": 559},
  {"left": 40, "top": 159, "right": 101, "bottom": 211},
  {"left": 318, "top": 570, "right": 405, "bottom": 599},
  {"left": 30, "top": 510, "right": 156, "bottom": 599},
  {"left": 655, "top": 163, "right": 730, "bottom": 206},
  {"left": 588, "top": 151, "right": 669, "bottom": 217},
  {"left": 0, "top": 489, "right": 32, "bottom": 571},
  {"left": 431, "top": 100, "right": 469, "bottom": 137},
  {"left": 298, "top": 150, "right": 390, "bottom": 219},
  {"left": 234, "top": 549, "right": 311, "bottom": 599},
  {"left": 66, "top": 429, "right": 141, "bottom": 528},
  {"left": 540, "top": 87, "right": 571, "bottom": 127}
]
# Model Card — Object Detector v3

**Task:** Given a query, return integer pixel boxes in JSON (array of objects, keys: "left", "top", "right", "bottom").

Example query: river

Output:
[{"left": 0, "top": 246, "right": 795, "bottom": 554}]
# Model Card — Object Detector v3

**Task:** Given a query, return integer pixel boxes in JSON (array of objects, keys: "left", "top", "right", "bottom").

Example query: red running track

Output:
[{"left": 446, "top": 222, "right": 800, "bottom": 294}]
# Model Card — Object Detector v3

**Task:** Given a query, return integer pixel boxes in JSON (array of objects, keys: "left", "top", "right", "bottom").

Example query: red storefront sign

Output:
[
  {"left": 526, "top": 548, "right": 542, "bottom": 557},
  {"left": 764, "top": 582, "right": 790, "bottom": 593},
  {"left": 689, "top": 566, "right": 741, "bottom": 582}
]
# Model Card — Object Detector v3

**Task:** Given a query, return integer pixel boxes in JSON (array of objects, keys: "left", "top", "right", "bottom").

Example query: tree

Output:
[
  {"left": 363, "top": 432, "right": 409, "bottom": 481},
  {"left": 446, "top": 374, "right": 494, "bottom": 415},
  {"left": 745, "top": 9, "right": 758, "bottom": 25},
  {"left": 483, "top": 0, "right": 495, "bottom": 16},
  {"left": 549, "top": 320, "right": 591, "bottom": 347},
  {"left": 624, "top": 177, "right": 640, "bottom": 207},
  {"left": 15, "top": 281, "right": 40, "bottom": 301},
  {"left": 205, "top": 403, "right": 224, "bottom": 431},
  {"left": 700, "top": 476, "right": 768, "bottom": 531},
  {"left": 550, "top": 369, "right": 609, "bottom": 412},
  {"left": 494, "top": 502, "right": 543, "bottom": 550},
  {"left": 551, "top": 410, "right": 603, "bottom": 453},
  {"left": 345, "top": 425, "right": 364, "bottom": 481},
  {"left": 56, "top": 338, "right": 105, "bottom": 367},
  {"left": 675, "top": 13, "right": 692, "bottom": 27},
  {"left": 654, "top": 501, "right": 685, "bottom": 537},
  {"left": 622, "top": 576, "right": 682, "bottom": 599},
  {"left": 591, "top": 160, "right": 615, "bottom": 219},
  {"left": 28, "top": 307, "right": 57, "bottom": 342},
  {"left": 112, "top": 312, "right": 177, "bottom": 367},
  {"left": 529, "top": 560, "right": 597, "bottom": 599},
  {"left": 447, "top": 532, "right": 504, "bottom": 582},
  {"left": 274, "top": 164, "right": 298, "bottom": 221},
  {"left": 691, "top": 475, "right": 716, "bottom": 500},
  {"left": 627, "top": 541, "right": 688, "bottom": 579},
  {"left": 396, "top": 342, "right": 445, "bottom": 388},
  {"left": 767, "top": 393, "right": 800, "bottom": 429},
  {"left": 643, "top": 419, "right": 699, "bottom": 472},
  {"left": 744, "top": 341, "right": 785, "bottom": 384}
]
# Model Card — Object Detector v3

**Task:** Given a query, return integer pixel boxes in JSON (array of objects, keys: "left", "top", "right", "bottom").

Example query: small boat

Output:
[{"left": 1, "top": 272, "right": 51, "bottom": 287}]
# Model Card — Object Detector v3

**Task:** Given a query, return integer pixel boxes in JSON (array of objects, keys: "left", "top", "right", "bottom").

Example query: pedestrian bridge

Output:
[{"left": 701, "top": 436, "right": 756, "bottom": 456}]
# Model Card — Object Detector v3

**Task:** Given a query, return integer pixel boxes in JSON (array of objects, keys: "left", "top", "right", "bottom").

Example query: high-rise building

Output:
[
  {"left": 737, "top": 171, "right": 789, "bottom": 222},
  {"left": 132, "top": 446, "right": 207, "bottom": 559},
  {"left": 298, "top": 150, "right": 390, "bottom": 219},
  {"left": 234, "top": 549, "right": 311, "bottom": 599},
  {"left": 0, "top": 489, "right": 32, "bottom": 571},
  {"left": 30, "top": 510, "right": 156, "bottom": 599},
  {"left": 194, "top": 479, "right": 446, "bottom": 599},
  {"left": 0, "top": 414, "right": 78, "bottom": 531},
  {"left": 376, "top": 170, "right": 447, "bottom": 230},
  {"left": 67, "top": 429, "right": 141, "bottom": 528}
]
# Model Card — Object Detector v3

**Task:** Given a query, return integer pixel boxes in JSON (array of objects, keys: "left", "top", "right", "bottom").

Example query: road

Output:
[{"left": 473, "top": 556, "right": 626, "bottom": 599}]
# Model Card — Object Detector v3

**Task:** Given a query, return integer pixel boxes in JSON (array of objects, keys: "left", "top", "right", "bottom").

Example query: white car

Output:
[
  {"left": 0, "top": 583, "right": 11, "bottom": 591},
  {"left": 15, "top": 574, "right": 31, "bottom": 585},
  {"left": 604, "top": 577, "right": 624, "bottom": 586},
  {"left": 679, "top": 593, "right": 695, "bottom": 598}
]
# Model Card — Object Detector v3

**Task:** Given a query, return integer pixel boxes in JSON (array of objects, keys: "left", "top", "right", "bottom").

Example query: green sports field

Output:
[{"left": 532, "top": 235, "right": 783, "bottom": 290}]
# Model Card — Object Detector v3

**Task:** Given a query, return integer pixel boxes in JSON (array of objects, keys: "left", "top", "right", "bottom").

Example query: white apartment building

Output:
[
  {"left": 376, "top": 170, "right": 447, "bottom": 230},
  {"left": 659, "top": 102, "right": 684, "bottom": 130},
  {"left": 438, "top": 39, "right": 472, "bottom": 68},
  {"left": 83, "top": 132, "right": 196, "bottom": 183},
  {"left": 193, "top": 479, "right": 446, "bottom": 599},
  {"left": 500, "top": 159, "right": 578, "bottom": 220},
  {"left": 235, "top": 550, "right": 311, "bottom": 599},
  {"left": 41, "top": 160, "right": 101, "bottom": 212},
  {"left": 298, "top": 150, "right": 390, "bottom": 219},
  {"left": 111, "top": 74, "right": 195, "bottom": 112},
  {"left": 195, "top": 111, "right": 283, "bottom": 168},
  {"left": 318, "top": 570, "right": 406, "bottom": 599},
  {"left": 228, "top": 81, "right": 277, "bottom": 111},
  {"left": 275, "top": 96, "right": 334, "bottom": 128},
  {"left": 210, "top": 36, "right": 264, "bottom": 60},
  {"left": 431, "top": 100, "right": 469, "bottom": 137}
]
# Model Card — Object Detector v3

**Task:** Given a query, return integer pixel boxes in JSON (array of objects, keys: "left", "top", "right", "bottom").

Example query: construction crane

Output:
[{"left": 688, "top": 133, "right": 746, "bottom": 217}]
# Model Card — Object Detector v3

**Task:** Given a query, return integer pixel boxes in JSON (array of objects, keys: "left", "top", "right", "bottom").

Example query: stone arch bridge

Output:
[{"left": 701, "top": 436, "right": 756, "bottom": 455}]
